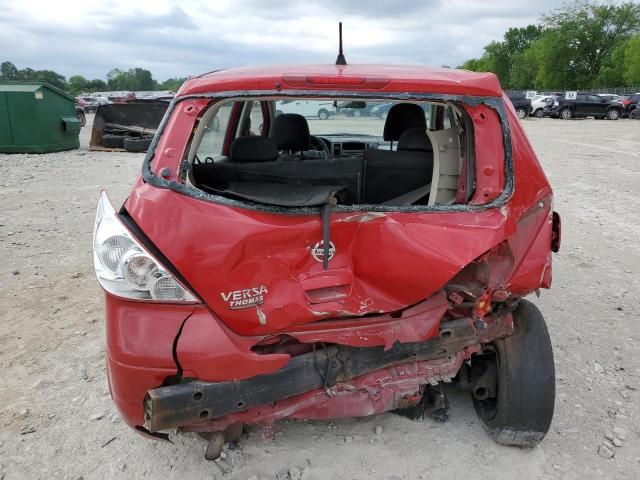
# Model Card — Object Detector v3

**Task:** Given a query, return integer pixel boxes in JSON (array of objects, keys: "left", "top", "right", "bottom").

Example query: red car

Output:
[{"left": 93, "top": 64, "right": 560, "bottom": 459}]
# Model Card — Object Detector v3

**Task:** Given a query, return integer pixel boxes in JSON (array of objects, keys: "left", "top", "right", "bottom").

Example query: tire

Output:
[
  {"left": 123, "top": 136, "right": 152, "bottom": 153},
  {"left": 472, "top": 299, "right": 555, "bottom": 448},
  {"left": 101, "top": 134, "right": 125, "bottom": 148},
  {"left": 515, "top": 108, "right": 527, "bottom": 120},
  {"left": 318, "top": 109, "right": 329, "bottom": 120},
  {"left": 606, "top": 108, "right": 620, "bottom": 120},
  {"left": 560, "top": 108, "right": 572, "bottom": 120},
  {"left": 76, "top": 111, "right": 86, "bottom": 127},
  {"left": 533, "top": 109, "right": 544, "bottom": 118},
  {"left": 630, "top": 109, "right": 640, "bottom": 120}
]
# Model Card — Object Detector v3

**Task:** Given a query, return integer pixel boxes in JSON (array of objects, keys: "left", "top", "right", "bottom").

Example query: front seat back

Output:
[
  {"left": 383, "top": 103, "right": 427, "bottom": 142},
  {"left": 269, "top": 113, "right": 310, "bottom": 153}
]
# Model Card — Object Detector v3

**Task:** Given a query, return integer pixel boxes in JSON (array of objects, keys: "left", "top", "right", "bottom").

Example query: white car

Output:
[
  {"left": 275, "top": 100, "right": 336, "bottom": 120},
  {"left": 530, "top": 95, "right": 555, "bottom": 118}
]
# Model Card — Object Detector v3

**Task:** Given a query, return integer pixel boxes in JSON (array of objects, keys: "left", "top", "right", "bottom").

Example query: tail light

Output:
[{"left": 92, "top": 191, "right": 198, "bottom": 303}]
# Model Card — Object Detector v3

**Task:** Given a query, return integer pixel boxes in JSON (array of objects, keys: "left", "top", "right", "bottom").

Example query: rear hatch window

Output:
[{"left": 185, "top": 97, "right": 490, "bottom": 209}]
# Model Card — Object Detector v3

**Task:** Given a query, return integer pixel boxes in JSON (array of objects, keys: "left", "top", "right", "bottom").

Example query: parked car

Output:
[
  {"left": 369, "top": 102, "right": 394, "bottom": 119},
  {"left": 93, "top": 64, "right": 560, "bottom": 459},
  {"left": 530, "top": 95, "right": 559, "bottom": 118},
  {"left": 335, "top": 100, "right": 376, "bottom": 117},
  {"left": 275, "top": 99, "right": 336, "bottom": 119},
  {"left": 75, "top": 105, "right": 86, "bottom": 127},
  {"left": 506, "top": 92, "right": 531, "bottom": 119},
  {"left": 617, "top": 94, "right": 640, "bottom": 117},
  {"left": 544, "top": 93, "right": 623, "bottom": 120},
  {"left": 77, "top": 95, "right": 111, "bottom": 113}
]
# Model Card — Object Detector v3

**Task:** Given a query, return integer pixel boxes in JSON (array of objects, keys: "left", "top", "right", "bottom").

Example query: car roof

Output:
[{"left": 178, "top": 64, "right": 503, "bottom": 98}]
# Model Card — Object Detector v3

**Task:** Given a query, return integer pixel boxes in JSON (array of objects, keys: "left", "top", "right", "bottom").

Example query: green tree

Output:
[
  {"left": 87, "top": 79, "right": 107, "bottom": 91},
  {"left": 623, "top": 34, "right": 640, "bottom": 85},
  {"left": 68, "top": 75, "right": 90, "bottom": 94},
  {"left": 1, "top": 61, "right": 19, "bottom": 80},
  {"left": 156, "top": 77, "right": 187, "bottom": 91},
  {"left": 457, "top": 25, "right": 542, "bottom": 88},
  {"left": 459, "top": 1, "right": 640, "bottom": 89},
  {"left": 596, "top": 42, "right": 627, "bottom": 87},
  {"left": 30, "top": 70, "right": 67, "bottom": 90},
  {"left": 541, "top": 1, "right": 640, "bottom": 87},
  {"left": 106, "top": 67, "right": 156, "bottom": 91}
]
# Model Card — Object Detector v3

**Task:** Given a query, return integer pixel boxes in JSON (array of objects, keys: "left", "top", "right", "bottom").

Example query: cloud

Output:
[{"left": 0, "top": 0, "right": 568, "bottom": 81}]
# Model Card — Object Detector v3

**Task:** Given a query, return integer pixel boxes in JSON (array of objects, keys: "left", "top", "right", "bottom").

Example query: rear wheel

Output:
[
  {"left": 606, "top": 108, "right": 620, "bottom": 120},
  {"left": 560, "top": 108, "right": 572, "bottom": 120},
  {"left": 472, "top": 300, "right": 555, "bottom": 448},
  {"left": 318, "top": 108, "right": 329, "bottom": 120},
  {"left": 533, "top": 109, "right": 544, "bottom": 118},
  {"left": 76, "top": 111, "right": 86, "bottom": 127},
  {"left": 515, "top": 107, "right": 527, "bottom": 119},
  {"left": 630, "top": 109, "right": 640, "bottom": 120}
]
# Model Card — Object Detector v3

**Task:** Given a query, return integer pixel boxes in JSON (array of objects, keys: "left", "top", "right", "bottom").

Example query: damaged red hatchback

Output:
[{"left": 94, "top": 63, "right": 561, "bottom": 457}]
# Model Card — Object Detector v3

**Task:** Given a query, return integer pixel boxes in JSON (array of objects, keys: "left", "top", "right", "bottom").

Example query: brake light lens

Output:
[
  {"left": 92, "top": 191, "right": 198, "bottom": 302},
  {"left": 282, "top": 74, "right": 389, "bottom": 89}
]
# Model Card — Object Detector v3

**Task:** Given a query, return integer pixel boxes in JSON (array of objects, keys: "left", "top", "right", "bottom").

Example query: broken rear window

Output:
[{"left": 185, "top": 97, "right": 501, "bottom": 209}]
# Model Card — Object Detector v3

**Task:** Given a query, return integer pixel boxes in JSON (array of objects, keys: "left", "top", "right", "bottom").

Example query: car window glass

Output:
[
  {"left": 238, "top": 101, "right": 265, "bottom": 137},
  {"left": 576, "top": 94, "right": 587, "bottom": 101},
  {"left": 197, "top": 103, "right": 234, "bottom": 159},
  {"left": 442, "top": 106, "right": 454, "bottom": 129},
  {"left": 249, "top": 102, "right": 265, "bottom": 136}
]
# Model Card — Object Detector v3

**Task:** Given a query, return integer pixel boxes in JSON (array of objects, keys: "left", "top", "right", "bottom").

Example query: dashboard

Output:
[{"left": 318, "top": 134, "right": 389, "bottom": 158}]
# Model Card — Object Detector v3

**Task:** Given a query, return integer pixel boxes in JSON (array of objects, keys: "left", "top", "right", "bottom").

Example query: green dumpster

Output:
[{"left": 0, "top": 81, "right": 80, "bottom": 153}]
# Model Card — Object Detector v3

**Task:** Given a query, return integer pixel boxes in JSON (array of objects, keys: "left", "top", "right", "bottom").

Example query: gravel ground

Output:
[{"left": 0, "top": 114, "right": 639, "bottom": 480}]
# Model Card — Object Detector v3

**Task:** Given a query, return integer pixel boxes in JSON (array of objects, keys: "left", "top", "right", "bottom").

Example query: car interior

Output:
[{"left": 187, "top": 98, "right": 473, "bottom": 208}]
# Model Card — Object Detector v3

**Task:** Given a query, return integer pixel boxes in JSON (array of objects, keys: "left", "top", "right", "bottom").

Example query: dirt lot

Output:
[{"left": 1, "top": 115, "right": 639, "bottom": 480}]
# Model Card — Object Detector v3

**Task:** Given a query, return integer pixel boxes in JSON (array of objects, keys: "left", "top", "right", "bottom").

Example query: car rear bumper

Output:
[
  {"left": 142, "top": 315, "right": 514, "bottom": 432},
  {"left": 105, "top": 295, "right": 289, "bottom": 429},
  {"left": 105, "top": 290, "right": 514, "bottom": 433}
]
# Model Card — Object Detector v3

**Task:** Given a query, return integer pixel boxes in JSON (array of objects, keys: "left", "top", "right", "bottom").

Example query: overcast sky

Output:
[{"left": 0, "top": 0, "right": 568, "bottom": 81}]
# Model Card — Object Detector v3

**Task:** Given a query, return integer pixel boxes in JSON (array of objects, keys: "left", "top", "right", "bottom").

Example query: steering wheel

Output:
[{"left": 309, "top": 135, "right": 331, "bottom": 159}]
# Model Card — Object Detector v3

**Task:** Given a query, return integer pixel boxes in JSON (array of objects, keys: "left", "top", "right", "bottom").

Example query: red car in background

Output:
[{"left": 93, "top": 63, "right": 560, "bottom": 459}]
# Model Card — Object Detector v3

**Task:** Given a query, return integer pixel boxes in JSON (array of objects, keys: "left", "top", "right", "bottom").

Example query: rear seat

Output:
[
  {"left": 362, "top": 104, "right": 433, "bottom": 204},
  {"left": 193, "top": 103, "right": 435, "bottom": 206},
  {"left": 193, "top": 135, "right": 364, "bottom": 203}
]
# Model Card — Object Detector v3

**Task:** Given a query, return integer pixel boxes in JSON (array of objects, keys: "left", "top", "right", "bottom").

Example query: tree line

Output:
[
  {"left": 459, "top": 1, "right": 640, "bottom": 90},
  {"left": 0, "top": 61, "right": 186, "bottom": 95}
]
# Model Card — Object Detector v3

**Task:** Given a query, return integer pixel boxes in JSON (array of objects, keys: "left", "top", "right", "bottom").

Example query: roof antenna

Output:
[{"left": 335, "top": 22, "right": 347, "bottom": 65}]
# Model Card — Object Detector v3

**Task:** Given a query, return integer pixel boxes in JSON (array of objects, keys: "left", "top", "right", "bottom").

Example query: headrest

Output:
[
  {"left": 398, "top": 127, "right": 432, "bottom": 152},
  {"left": 383, "top": 103, "right": 427, "bottom": 141},
  {"left": 230, "top": 136, "right": 278, "bottom": 163},
  {"left": 269, "top": 113, "right": 310, "bottom": 152}
]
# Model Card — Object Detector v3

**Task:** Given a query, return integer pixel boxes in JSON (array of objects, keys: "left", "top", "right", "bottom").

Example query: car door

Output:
[
  {"left": 588, "top": 95, "right": 607, "bottom": 116},
  {"left": 573, "top": 94, "right": 589, "bottom": 116}
]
